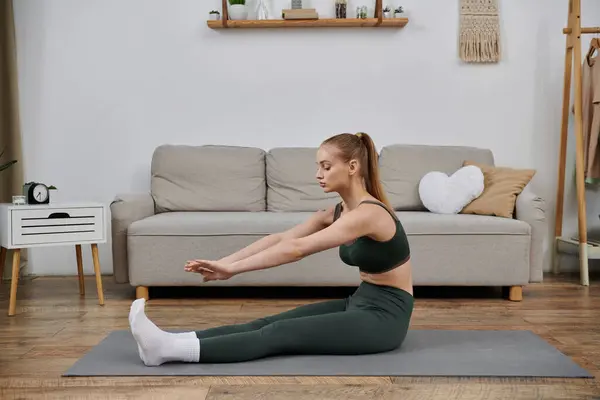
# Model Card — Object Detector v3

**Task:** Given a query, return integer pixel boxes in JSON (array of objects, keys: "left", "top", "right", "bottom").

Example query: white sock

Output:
[{"left": 129, "top": 298, "right": 200, "bottom": 366}]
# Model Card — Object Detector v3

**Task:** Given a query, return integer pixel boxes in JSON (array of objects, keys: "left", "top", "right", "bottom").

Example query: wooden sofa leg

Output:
[
  {"left": 507, "top": 286, "right": 523, "bottom": 302},
  {"left": 136, "top": 286, "right": 149, "bottom": 300}
]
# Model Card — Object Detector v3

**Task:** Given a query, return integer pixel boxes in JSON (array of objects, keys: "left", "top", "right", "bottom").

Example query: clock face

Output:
[{"left": 33, "top": 184, "right": 49, "bottom": 202}]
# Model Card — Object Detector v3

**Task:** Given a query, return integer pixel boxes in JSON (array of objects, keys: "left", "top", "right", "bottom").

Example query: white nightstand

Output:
[{"left": 0, "top": 202, "right": 107, "bottom": 316}]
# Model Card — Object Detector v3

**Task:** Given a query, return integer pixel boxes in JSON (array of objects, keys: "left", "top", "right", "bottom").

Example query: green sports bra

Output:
[{"left": 334, "top": 200, "right": 411, "bottom": 274}]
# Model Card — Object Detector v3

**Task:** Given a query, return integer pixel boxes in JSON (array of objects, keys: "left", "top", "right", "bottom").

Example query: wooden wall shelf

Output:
[{"left": 207, "top": 17, "right": 409, "bottom": 29}]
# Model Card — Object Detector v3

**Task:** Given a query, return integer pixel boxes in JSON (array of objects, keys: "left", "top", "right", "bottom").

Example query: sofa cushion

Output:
[
  {"left": 418, "top": 165, "right": 484, "bottom": 214},
  {"left": 460, "top": 161, "right": 536, "bottom": 218},
  {"left": 128, "top": 210, "right": 529, "bottom": 238},
  {"left": 150, "top": 145, "right": 266, "bottom": 213},
  {"left": 266, "top": 147, "right": 339, "bottom": 211},
  {"left": 127, "top": 211, "right": 532, "bottom": 287},
  {"left": 379, "top": 145, "right": 494, "bottom": 211},
  {"left": 128, "top": 211, "right": 313, "bottom": 236},
  {"left": 397, "top": 211, "right": 530, "bottom": 235}
]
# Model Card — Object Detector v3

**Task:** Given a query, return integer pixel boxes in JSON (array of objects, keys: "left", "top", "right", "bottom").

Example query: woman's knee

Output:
[
  {"left": 242, "top": 317, "right": 271, "bottom": 331},
  {"left": 259, "top": 320, "right": 297, "bottom": 342}
]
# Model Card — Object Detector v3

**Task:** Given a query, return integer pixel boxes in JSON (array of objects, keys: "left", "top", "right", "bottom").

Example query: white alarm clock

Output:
[{"left": 23, "top": 182, "right": 50, "bottom": 204}]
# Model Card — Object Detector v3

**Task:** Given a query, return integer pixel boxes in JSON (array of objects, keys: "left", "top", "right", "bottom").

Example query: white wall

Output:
[{"left": 11, "top": 0, "right": 600, "bottom": 276}]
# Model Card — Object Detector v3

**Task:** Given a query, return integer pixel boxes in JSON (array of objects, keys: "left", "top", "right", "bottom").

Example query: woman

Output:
[{"left": 129, "top": 132, "right": 414, "bottom": 366}]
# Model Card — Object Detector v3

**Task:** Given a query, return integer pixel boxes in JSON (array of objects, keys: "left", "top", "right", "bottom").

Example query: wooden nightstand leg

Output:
[
  {"left": 90, "top": 244, "right": 104, "bottom": 306},
  {"left": 0, "top": 246, "right": 6, "bottom": 284},
  {"left": 75, "top": 244, "right": 85, "bottom": 296},
  {"left": 8, "top": 249, "right": 21, "bottom": 316}
]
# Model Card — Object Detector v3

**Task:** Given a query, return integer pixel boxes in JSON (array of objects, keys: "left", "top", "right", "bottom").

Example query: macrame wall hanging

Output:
[{"left": 459, "top": 0, "right": 501, "bottom": 63}]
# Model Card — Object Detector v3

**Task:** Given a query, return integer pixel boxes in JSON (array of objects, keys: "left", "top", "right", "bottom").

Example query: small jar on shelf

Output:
[
  {"left": 335, "top": 0, "right": 347, "bottom": 18},
  {"left": 356, "top": 5, "right": 367, "bottom": 19}
]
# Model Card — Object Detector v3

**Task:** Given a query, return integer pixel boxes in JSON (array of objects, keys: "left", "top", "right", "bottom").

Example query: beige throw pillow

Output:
[{"left": 460, "top": 161, "right": 536, "bottom": 218}]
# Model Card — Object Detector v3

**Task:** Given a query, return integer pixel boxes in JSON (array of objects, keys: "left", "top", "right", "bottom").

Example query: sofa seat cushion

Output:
[
  {"left": 397, "top": 211, "right": 530, "bottom": 235},
  {"left": 128, "top": 210, "right": 530, "bottom": 238},
  {"left": 128, "top": 211, "right": 313, "bottom": 236},
  {"left": 126, "top": 211, "right": 532, "bottom": 287}
]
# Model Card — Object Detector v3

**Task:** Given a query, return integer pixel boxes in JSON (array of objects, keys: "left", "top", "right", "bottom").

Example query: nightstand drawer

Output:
[{"left": 11, "top": 206, "right": 105, "bottom": 246}]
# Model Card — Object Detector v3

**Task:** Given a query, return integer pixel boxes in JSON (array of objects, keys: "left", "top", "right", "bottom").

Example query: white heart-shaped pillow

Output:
[{"left": 418, "top": 165, "right": 484, "bottom": 214}]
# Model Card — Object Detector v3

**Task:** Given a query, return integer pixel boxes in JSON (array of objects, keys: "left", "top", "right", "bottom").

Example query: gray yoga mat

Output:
[{"left": 63, "top": 329, "right": 593, "bottom": 377}]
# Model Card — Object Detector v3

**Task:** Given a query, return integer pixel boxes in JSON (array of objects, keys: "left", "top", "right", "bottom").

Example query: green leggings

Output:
[{"left": 194, "top": 281, "right": 414, "bottom": 363}]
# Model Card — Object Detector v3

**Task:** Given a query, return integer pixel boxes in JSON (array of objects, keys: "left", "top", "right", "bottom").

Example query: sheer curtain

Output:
[{"left": 0, "top": 0, "right": 25, "bottom": 281}]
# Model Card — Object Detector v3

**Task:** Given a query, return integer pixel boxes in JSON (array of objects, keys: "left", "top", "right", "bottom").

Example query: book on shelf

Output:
[{"left": 281, "top": 8, "right": 319, "bottom": 20}]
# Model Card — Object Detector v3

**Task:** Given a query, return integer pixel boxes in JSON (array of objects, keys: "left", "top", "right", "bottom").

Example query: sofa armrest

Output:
[
  {"left": 110, "top": 193, "right": 155, "bottom": 283},
  {"left": 515, "top": 185, "right": 546, "bottom": 283}
]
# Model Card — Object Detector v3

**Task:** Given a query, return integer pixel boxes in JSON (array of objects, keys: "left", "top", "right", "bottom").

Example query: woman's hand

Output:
[{"left": 184, "top": 259, "right": 235, "bottom": 282}]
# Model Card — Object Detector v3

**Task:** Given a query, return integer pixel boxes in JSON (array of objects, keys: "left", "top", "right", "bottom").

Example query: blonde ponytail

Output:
[{"left": 355, "top": 132, "right": 392, "bottom": 209}]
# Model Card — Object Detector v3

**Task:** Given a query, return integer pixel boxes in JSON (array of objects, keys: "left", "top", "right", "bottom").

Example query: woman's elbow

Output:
[
  {"left": 280, "top": 238, "right": 309, "bottom": 262},
  {"left": 269, "top": 232, "right": 284, "bottom": 244}
]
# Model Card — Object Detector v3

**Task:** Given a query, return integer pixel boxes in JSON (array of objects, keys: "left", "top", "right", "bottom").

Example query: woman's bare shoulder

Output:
[
  {"left": 317, "top": 203, "right": 339, "bottom": 227},
  {"left": 278, "top": 203, "right": 339, "bottom": 241}
]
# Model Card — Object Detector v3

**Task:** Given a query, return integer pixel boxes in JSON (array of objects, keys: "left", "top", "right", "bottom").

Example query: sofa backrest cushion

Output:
[
  {"left": 379, "top": 144, "right": 494, "bottom": 210},
  {"left": 266, "top": 147, "right": 339, "bottom": 211},
  {"left": 151, "top": 144, "right": 266, "bottom": 212}
]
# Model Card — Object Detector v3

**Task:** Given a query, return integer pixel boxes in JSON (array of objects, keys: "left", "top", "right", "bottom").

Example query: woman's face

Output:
[{"left": 315, "top": 145, "right": 357, "bottom": 193}]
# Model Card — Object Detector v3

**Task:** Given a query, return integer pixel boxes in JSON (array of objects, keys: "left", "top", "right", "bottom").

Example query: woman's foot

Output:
[{"left": 129, "top": 298, "right": 200, "bottom": 366}]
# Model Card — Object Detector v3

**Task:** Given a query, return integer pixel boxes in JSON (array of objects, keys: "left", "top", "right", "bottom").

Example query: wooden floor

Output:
[{"left": 0, "top": 272, "right": 599, "bottom": 399}]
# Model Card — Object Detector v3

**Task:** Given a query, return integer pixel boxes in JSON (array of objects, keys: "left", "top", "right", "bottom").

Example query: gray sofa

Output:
[{"left": 110, "top": 144, "right": 546, "bottom": 301}]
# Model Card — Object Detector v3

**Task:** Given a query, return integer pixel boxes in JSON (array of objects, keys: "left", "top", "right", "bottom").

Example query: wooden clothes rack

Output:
[{"left": 554, "top": 0, "right": 600, "bottom": 286}]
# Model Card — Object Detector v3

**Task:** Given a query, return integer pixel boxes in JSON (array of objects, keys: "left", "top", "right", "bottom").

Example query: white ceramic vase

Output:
[
  {"left": 255, "top": 0, "right": 271, "bottom": 20},
  {"left": 229, "top": 4, "right": 248, "bottom": 20}
]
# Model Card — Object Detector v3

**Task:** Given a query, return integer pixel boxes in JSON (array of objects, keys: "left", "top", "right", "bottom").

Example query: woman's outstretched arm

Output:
[
  {"left": 224, "top": 205, "right": 375, "bottom": 276},
  {"left": 189, "top": 207, "right": 334, "bottom": 266},
  {"left": 216, "top": 234, "right": 282, "bottom": 265}
]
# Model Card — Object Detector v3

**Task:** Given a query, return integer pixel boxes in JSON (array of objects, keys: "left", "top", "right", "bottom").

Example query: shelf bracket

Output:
[
  {"left": 222, "top": 0, "right": 228, "bottom": 28},
  {"left": 375, "top": 0, "right": 382, "bottom": 26}
]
